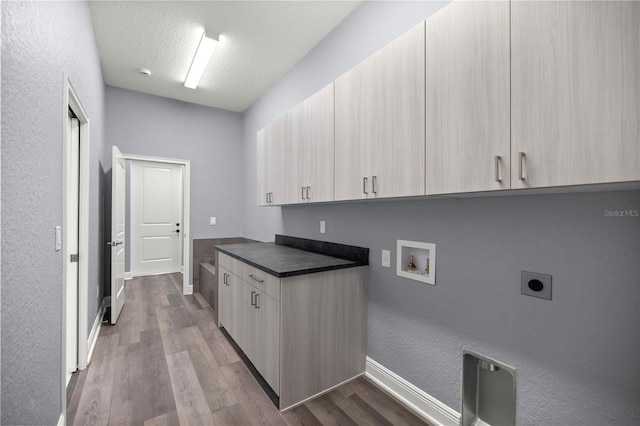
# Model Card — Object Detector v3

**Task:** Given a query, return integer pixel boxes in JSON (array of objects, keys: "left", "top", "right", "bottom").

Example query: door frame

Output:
[
  {"left": 121, "top": 152, "right": 192, "bottom": 295},
  {"left": 61, "top": 75, "right": 90, "bottom": 420}
]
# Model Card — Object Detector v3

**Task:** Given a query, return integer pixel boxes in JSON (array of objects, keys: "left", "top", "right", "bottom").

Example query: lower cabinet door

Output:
[
  {"left": 254, "top": 291, "right": 280, "bottom": 394},
  {"left": 218, "top": 267, "right": 232, "bottom": 331},
  {"left": 236, "top": 281, "right": 254, "bottom": 360}
]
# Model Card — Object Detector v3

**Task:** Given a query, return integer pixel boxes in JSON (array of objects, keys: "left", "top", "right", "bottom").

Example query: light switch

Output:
[
  {"left": 210, "top": 217, "right": 217, "bottom": 226},
  {"left": 382, "top": 250, "right": 391, "bottom": 268},
  {"left": 55, "top": 226, "right": 61, "bottom": 251},
  {"left": 320, "top": 220, "right": 326, "bottom": 234}
]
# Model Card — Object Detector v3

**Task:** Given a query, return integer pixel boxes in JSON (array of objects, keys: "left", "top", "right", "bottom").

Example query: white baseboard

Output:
[
  {"left": 365, "top": 357, "right": 460, "bottom": 426},
  {"left": 58, "top": 413, "right": 65, "bottom": 426},
  {"left": 86, "top": 299, "right": 107, "bottom": 365}
]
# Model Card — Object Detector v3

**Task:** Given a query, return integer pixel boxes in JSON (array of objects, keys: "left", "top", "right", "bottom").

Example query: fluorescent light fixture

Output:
[{"left": 184, "top": 31, "right": 218, "bottom": 89}]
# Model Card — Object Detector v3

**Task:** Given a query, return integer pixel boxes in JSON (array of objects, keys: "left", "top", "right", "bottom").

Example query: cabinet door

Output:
[
  {"left": 236, "top": 281, "right": 255, "bottom": 361},
  {"left": 426, "top": 1, "right": 510, "bottom": 194},
  {"left": 371, "top": 22, "right": 425, "bottom": 198},
  {"left": 269, "top": 114, "right": 293, "bottom": 205},
  {"left": 218, "top": 267, "right": 238, "bottom": 338},
  {"left": 303, "top": 83, "right": 335, "bottom": 203},
  {"left": 335, "top": 59, "right": 372, "bottom": 201},
  {"left": 287, "top": 101, "right": 307, "bottom": 204},
  {"left": 256, "top": 127, "right": 271, "bottom": 206},
  {"left": 511, "top": 1, "right": 640, "bottom": 188},
  {"left": 253, "top": 291, "right": 280, "bottom": 395}
]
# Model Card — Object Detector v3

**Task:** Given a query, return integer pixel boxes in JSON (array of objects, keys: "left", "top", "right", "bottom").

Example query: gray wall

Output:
[
  {"left": 105, "top": 86, "right": 245, "bottom": 285},
  {"left": 241, "top": 1, "right": 640, "bottom": 424},
  {"left": 1, "top": 1, "right": 107, "bottom": 424}
]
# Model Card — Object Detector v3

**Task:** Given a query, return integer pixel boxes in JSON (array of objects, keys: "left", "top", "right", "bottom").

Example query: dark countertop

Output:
[{"left": 215, "top": 238, "right": 368, "bottom": 278}]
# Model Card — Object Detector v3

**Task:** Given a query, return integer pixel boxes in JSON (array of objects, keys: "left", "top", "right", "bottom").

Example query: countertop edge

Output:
[{"left": 215, "top": 245, "right": 368, "bottom": 278}]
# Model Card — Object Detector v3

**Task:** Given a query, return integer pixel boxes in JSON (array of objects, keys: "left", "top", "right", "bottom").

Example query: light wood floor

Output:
[{"left": 67, "top": 273, "right": 431, "bottom": 425}]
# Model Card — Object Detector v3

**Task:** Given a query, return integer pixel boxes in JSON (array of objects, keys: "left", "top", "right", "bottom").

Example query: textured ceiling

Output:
[{"left": 88, "top": 1, "right": 362, "bottom": 112}]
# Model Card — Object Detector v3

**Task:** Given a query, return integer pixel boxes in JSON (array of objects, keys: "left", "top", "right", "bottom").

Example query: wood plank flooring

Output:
[{"left": 67, "top": 273, "right": 431, "bottom": 425}]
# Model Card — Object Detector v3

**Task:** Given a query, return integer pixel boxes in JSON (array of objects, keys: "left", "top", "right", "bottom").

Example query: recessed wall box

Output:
[
  {"left": 462, "top": 350, "right": 516, "bottom": 426},
  {"left": 396, "top": 240, "right": 436, "bottom": 285},
  {"left": 521, "top": 271, "right": 552, "bottom": 300}
]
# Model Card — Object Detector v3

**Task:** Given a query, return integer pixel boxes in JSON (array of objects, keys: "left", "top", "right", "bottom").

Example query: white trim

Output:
[
  {"left": 365, "top": 357, "right": 460, "bottom": 426},
  {"left": 61, "top": 74, "right": 91, "bottom": 421},
  {"left": 122, "top": 153, "right": 188, "bottom": 165},
  {"left": 182, "top": 161, "right": 191, "bottom": 294},
  {"left": 125, "top": 272, "right": 133, "bottom": 280},
  {"left": 85, "top": 299, "right": 107, "bottom": 366},
  {"left": 57, "top": 413, "right": 65, "bottom": 426}
]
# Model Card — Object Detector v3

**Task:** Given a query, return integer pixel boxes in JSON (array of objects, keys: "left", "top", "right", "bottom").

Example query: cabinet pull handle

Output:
[
  {"left": 269, "top": 192, "right": 273, "bottom": 203},
  {"left": 494, "top": 156, "right": 502, "bottom": 183},
  {"left": 518, "top": 152, "right": 526, "bottom": 181},
  {"left": 306, "top": 186, "right": 311, "bottom": 200},
  {"left": 301, "top": 187, "right": 305, "bottom": 200},
  {"left": 250, "top": 291, "right": 256, "bottom": 306},
  {"left": 255, "top": 293, "right": 260, "bottom": 309},
  {"left": 223, "top": 273, "right": 228, "bottom": 285},
  {"left": 363, "top": 177, "right": 368, "bottom": 195},
  {"left": 372, "top": 176, "right": 377, "bottom": 194},
  {"left": 266, "top": 193, "right": 269, "bottom": 204},
  {"left": 249, "top": 274, "right": 264, "bottom": 283}
]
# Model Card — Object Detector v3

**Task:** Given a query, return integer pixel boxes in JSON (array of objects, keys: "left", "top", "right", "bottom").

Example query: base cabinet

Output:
[
  {"left": 218, "top": 260, "right": 280, "bottom": 394},
  {"left": 217, "top": 252, "right": 367, "bottom": 410}
]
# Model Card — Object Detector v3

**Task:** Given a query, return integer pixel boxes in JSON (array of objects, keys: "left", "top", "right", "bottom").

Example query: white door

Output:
[
  {"left": 130, "top": 161, "right": 183, "bottom": 276},
  {"left": 111, "top": 146, "right": 126, "bottom": 324},
  {"left": 65, "top": 110, "right": 80, "bottom": 384}
]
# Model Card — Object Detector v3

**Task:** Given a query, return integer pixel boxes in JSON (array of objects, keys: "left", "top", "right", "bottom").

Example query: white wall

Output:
[
  {"left": 1, "top": 1, "right": 107, "bottom": 423},
  {"left": 241, "top": 1, "right": 640, "bottom": 424}
]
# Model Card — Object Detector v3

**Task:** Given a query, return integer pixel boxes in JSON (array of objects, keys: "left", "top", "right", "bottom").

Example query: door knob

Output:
[{"left": 107, "top": 241, "right": 122, "bottom": 246}]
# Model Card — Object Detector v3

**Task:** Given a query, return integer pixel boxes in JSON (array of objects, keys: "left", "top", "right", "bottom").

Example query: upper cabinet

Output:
[
  {"left": 335, "top": 22, "right": 426, "bottom": 201},
  {"left": 288, "top": 83, "right": 335, "bottom": 203},
  {"left": 256, "top": 127, "right": 270, "bottom": 206},
  {"left": 511, "top": 0, "right": 640, "bottom": 188},
  {"left": 335, "top": 59, "right": 372, "bottom": 201},
  {"left": 258, "top": 1, "right": 639, "bottom": 206},
  {"left": 257, "top": 114, "right": 290, "bottom": 206},
  {"left": 426, "top": 1, "right": 510, "bottom": 194}
]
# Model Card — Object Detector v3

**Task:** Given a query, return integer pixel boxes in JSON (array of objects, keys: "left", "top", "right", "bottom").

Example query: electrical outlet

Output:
[
  {"left": 382, "top": 250, "right": 391, "bottom": 268},
  {"left": 320, "top": 220, "right": 326, "bottom": 234},
  {"left": 210, "top": 217, "right": 216, "bottom": 226}
]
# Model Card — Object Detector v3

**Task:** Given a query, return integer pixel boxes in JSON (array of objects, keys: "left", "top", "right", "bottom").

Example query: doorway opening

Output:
[
  {"left": 109, "top": 148, "right": 191, "bottom": 325},
  {"left": 61, "top": 76, "right": 90, "bottom": 422}
]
